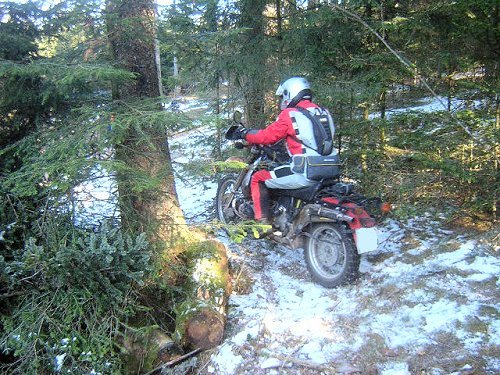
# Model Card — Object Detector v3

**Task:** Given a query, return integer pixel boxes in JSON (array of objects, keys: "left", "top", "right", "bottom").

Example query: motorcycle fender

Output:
[
  {"left": 241, "top": 157, "right": 262, "bottom": 192},
  {"left": 242, "top": 170, "right": 253, "bottom": 193},
  {"left": 320, "top": 197, "right": 378, "bottom": 253},
  {"left": 354, "top": 227, "right": 378, "bottom": 254}
]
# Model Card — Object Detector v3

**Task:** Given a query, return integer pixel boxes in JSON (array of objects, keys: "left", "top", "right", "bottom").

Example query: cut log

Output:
[
  {"left": 120, "top": 327, "right": 182, "bottom": 374},
  {"left": 174, "top": 240, "right": 231, "bottom": 350}
]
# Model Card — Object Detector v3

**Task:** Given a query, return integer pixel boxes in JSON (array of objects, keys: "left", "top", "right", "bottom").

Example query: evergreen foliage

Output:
[
  {"left": 0, "top": 2, "right": 182, "bottom": 373},
  {"left": 0, "top": 98, "right": 180, "bottom": 372},
  {"left": 340, "top": 107, "right": 498, "bottom": 217},
  {"left": 1, "top": 224, "right": 149, "bottom": 374},
  {"left": 1, "top": 0, "right": 498, "bottom": 372},
  {"left": 0, "top": 1, "right": 42, "bottom": 61}
]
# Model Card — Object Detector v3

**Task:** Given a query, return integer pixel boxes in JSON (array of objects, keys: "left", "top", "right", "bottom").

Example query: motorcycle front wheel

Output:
[
  {"left": 215, "top": 175, "right": 241, "bottom": 224},
  {"left": 304, "top": 224, "right": 359, "bottom": 288}
]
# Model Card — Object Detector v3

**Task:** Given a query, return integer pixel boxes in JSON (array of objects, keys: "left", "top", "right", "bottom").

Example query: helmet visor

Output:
[{"left": 275, "top": 84, "right": 284, "bottom": 96}]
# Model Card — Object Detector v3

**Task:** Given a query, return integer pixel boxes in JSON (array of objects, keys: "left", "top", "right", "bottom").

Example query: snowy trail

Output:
[
  {"left": 69, "top": 98, "right": 498, "bottom": 374},
  {"left": 170, "top": 126, "right": 500, "bottom": 375},
  {"left": 203, "top": 220, "right": 499, "bottom": 375}
]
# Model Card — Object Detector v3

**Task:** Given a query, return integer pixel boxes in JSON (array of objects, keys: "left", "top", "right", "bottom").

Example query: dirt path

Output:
[
  {"left": 200, "top": 216, "right": 499, "bottom": 375},
  {"left": 169, "top": 120, "right": 499, "bottom": 375}
]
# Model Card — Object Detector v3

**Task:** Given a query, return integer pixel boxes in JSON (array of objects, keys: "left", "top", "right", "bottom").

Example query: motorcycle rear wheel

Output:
[
  {"left": 215, "top": 175, "right": 241, "bottom": 224},
  {"left": 304, "top": 224, "right": 359, "bottom": 288}
]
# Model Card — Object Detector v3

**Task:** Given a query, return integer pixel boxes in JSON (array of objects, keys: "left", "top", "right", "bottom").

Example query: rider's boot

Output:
[{"left": 238, "top": 202, "right": 255, "bottom": 220}]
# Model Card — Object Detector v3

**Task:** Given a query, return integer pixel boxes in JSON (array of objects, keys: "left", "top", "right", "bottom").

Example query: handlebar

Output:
[
  {"left": 230, "top": 139, "right": 284, "bottom": 161},
  {"left": 226, "top": 110, "right": 290, "bottom": 163}
]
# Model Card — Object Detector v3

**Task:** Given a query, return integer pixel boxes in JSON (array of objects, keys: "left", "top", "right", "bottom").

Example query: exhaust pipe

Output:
[
  {"left": 289, "top": 204, "right": 354, "bottom": 238},
  {"left": 309, "top": 204, "right": 353, "bottom": 222}
]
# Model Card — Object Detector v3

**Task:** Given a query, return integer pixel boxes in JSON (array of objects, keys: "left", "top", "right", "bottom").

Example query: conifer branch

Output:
[{"left": 328, "top": 3, "right": 480, "bottom": 143}]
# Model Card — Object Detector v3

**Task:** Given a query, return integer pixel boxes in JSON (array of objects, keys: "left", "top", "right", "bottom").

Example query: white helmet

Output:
[{"left": 275, "top": 76, "right": 312, "bottom": 110}]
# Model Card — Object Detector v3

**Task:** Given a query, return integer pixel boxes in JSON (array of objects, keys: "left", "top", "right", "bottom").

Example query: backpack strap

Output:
[
  {"left": 290, "top": 134, "right": 320, "bottom": 154},
  {"left": 289, "top": 107, "right": 319, "bottom": 154}
]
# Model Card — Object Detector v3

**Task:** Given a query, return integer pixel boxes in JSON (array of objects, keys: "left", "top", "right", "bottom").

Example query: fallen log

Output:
[
  {"left": 174, "top": 240, "right": 231, "bottom": 350},
  {"left": 119, "top": 327, "right": 183, "bottom": 374}
]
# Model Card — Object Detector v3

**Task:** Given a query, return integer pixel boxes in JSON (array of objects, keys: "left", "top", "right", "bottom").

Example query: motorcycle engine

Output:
[{"left": 271, "top": 196, "right": 295, "bottom": 234}]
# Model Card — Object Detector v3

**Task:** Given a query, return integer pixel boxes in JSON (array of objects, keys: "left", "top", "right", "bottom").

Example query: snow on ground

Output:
[
  {"left": 72, "top": 99, "right": 498, "bottom": 374},
  {"left": 169, "top": 124, "right": 218, "bottom": 223},
  {"left": 369, "top": 96, "right": 483, "bottom": 120},
  {"left": 169, "top": 125, "right": 499, "bottom": 374},
  {"left": 204, "top": 220, "right": 498, "bottom": 374},
  {"left": 71, "top": 162, "right": 118, "bottom": 227}
]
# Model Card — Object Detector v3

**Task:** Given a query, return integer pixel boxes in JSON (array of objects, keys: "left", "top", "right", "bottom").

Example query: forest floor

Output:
[
  {"left": 198, "top": 217, "right": 498, "bottom": 375},
  {"left": 168, "top": 110, "right": 499, "bottom": 375}
]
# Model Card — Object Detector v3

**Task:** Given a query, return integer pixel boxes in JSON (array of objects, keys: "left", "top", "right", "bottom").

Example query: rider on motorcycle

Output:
[{"left": 231, "top": 76, "right": 335, "bottom": 223}]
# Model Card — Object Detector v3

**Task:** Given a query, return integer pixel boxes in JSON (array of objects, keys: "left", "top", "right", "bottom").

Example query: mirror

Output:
[{"left": 233, "top": 111, "right": 242, "bottom": 123}]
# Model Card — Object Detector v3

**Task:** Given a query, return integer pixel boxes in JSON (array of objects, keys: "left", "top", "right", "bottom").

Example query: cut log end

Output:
[{"left": 185, "top": 308, "right": 225, "bottom": 350}]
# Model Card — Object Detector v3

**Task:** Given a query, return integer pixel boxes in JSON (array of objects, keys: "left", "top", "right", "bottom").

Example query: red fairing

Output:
[
  {"left": 245, "top": 100, "right": 319, "bottom": 156},
  {"left": 321, "top": 197, "right": 376, "bottom": 230}
]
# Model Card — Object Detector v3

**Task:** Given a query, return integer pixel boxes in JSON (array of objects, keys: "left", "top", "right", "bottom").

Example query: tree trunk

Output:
[
  {"left": 379, "top": 89, "right": 387, "bottom": 156},
  {"left": 379, "top": 88, "right": 386, "bottom": 120},
  {"left": 173, "top": 54, "right": 181, "bottom": 98},
  {"left": 360, "top": 103, "right": 369, "bottom": 172},
  {"left": 106, "top": 0, "right": 189, "bottom": 254},
  {"left": 107, "top": 0, "right": 161, "bottom": 99},
  {"left": 275, "top": 0, "right": 283, "bottom": 61},
  {"left": 106, "top": 0, "right": 230, "bottom": 360},
  {"left": 494, "top": 94, "right": 499, "bottom": 219},
  {"left": 239, "top": 0, "right": 267, "bottom": 128}
]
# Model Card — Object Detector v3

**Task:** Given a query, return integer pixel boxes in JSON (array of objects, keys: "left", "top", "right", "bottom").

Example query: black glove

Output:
[{"left": 232, "top": 126, "right": 248, "bottom": 140}]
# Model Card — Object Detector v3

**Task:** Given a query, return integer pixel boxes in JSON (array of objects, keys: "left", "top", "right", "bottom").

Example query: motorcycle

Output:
[{"left": 215, "top": 112, "right": 389, "bottom": 288}]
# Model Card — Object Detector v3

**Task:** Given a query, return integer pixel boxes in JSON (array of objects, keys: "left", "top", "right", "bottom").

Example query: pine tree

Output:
[{"left": 105, "top": 0, "right": 189, "bottom": 251}]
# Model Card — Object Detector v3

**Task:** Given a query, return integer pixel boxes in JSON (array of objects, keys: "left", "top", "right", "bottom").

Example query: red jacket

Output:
[{"left": 245, "top": 100, "right": 319, "bottom": 156}]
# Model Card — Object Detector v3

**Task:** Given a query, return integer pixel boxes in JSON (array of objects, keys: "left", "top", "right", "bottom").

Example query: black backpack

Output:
[{"left": 294, "top": 106, "right": 334, "bottom": 156}]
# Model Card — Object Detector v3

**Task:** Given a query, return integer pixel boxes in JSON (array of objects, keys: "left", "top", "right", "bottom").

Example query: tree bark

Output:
[
  {"left": 239, "top": 0, "right": 267, "bottom": 128},
  {"left": 106, "top": 0, "right": 190, "bottom": 256},
  {"left": 106, "top": 0, "right": 161, "bottom": 98},
  {"left": 105, "top": 0, "right": 230, "bottom": 362},
  {"left": 275, "top": 0, "right": 283, "bottom": 61}
]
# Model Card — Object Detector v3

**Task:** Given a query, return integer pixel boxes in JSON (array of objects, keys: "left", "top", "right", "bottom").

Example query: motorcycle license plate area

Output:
[{"left": 355, "top": 227, "right": 378, "bottom": 254}]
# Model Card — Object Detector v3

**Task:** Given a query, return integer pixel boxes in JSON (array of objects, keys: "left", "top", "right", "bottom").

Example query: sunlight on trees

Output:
[{"left": 1, "top": 0, "right": 497, "bottom": 372}]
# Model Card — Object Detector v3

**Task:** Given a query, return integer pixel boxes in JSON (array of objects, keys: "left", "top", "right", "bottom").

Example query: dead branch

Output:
[
  {"left": 278, "top": 353, "right": 336, "bottom": 373},
  {"left": 143, "top": 347, "right": 202, "bottom": 375},
  {"left": 328, "top": 3, "right": 481, "bottom": 143}
]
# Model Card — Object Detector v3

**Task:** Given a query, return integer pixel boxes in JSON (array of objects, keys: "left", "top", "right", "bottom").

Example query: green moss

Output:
[
  {"left": 212, "top": 160, "right": 248, "bottom": 172},
  {"left": 173, "top": 240, "right": 230, "bottom": 347}
]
